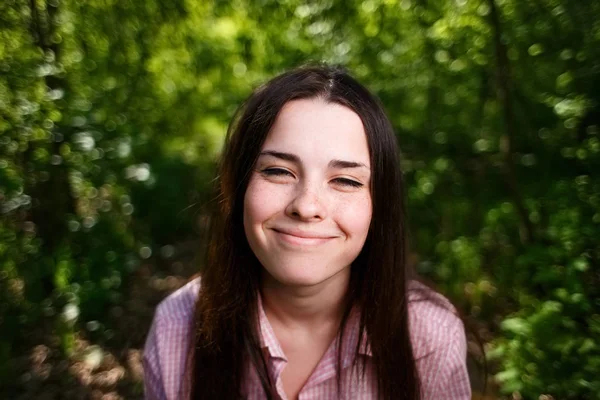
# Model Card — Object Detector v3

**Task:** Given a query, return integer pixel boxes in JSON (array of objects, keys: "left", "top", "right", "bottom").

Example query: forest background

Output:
[{"left": 1, "top": 0, "right": 599, "bottom": 399}]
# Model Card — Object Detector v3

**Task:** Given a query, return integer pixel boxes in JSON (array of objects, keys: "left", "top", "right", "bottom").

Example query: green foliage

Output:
[{"left": 1, "top": 0, "right": 599, "bottom": 398}]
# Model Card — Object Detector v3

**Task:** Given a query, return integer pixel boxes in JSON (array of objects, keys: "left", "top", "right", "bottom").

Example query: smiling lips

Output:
[{"left": 272, "top": 228, "right": 337, "bottom": 246}]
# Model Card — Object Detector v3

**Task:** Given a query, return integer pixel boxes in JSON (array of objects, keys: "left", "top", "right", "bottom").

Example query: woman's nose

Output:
[{"left": 285, "top": 183, "right": 328, "bottom": 221}]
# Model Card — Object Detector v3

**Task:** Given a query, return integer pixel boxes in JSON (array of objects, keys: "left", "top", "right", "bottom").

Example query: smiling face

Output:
[{"left": 243, "top": 98, "right": 373, "bottom": 290}]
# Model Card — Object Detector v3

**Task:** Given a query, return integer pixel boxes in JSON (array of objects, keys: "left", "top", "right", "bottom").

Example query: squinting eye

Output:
[
  {"left": 261, "top": 168, "right": 294, "bottom": 177},
  {"left": 332, "top": 178, "right": 363, "bottom": 188}
]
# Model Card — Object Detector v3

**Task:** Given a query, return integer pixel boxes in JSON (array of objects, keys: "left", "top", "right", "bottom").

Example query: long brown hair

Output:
[{"left": 190, "top": 65, "right": 421, "bottom": 399}]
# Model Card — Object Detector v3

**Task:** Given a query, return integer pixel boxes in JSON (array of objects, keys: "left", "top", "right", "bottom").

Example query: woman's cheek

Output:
[
  {"left": 335, "top": 192, "right": 372, "bottom": 238},
  {"left": 245, "top": 178, "right": 289, "bottom": 222}
]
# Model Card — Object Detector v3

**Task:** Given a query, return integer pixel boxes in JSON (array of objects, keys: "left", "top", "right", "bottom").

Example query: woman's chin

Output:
[{"left": 261, "top": 266, "right": 350, "bottom": 289}]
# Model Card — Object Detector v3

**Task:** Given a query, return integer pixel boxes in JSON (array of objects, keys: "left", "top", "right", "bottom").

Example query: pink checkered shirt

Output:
[{"left": 143, "top": 278, "right": 471, "bottom": 399}]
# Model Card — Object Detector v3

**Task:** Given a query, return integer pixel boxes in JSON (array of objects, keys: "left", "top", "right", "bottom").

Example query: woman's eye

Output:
[
  {"left": 332, "top": 178, "right": 363, "bottom": 188},
  {"left": 261, "top": 168, "right": 294, "bottom": 178}
]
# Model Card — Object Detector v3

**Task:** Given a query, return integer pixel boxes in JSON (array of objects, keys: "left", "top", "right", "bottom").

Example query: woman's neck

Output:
[{"left": 260, "top": 268, "right": 350, "bottom": 331}]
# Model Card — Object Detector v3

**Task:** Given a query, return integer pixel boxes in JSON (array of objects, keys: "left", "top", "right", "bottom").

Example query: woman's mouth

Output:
[{"left": 272, "top": 228, "right": 336, "bottom": 246}]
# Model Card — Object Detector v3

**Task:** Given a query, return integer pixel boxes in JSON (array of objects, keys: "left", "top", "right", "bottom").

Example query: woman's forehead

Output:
[{"left": 261, "top": 98, "right": 371, "bottom": 167}]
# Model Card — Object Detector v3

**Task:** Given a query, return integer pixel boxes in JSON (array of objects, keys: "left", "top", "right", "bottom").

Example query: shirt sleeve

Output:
[
  {"left": 424, "top": 321, "right": 471, "bottom": 399},
  {"left": 143, "top": 312, "right": 168, "bottom": 400}
]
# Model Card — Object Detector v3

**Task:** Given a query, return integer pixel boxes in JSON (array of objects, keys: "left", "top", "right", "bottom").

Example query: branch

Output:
[
  {"left": 488, "top": 0, "right": 534, "bottom": 244},
  {"left": 27, "top": 0, "right": 76, "bottom": 254}
]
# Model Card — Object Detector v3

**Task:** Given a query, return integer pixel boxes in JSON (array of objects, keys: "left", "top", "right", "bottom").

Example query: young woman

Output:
[{"left": 143, "top": 65, "right": 470, "bottom": 399}]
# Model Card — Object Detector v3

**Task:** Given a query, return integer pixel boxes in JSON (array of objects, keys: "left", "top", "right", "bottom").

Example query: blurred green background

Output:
[{"left": 1, "top": 0, "right": 599, "bottom": 399}]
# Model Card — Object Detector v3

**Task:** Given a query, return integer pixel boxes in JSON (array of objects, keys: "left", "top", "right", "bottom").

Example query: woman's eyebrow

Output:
[
  {"left": 259, "top": 151, "right": 369, "bottom": 170},
  {"left": 328, "top": 159, "right": 369, "bottom": 170},
  {"left": 259, "top": 150, "right": 299, "bottom": 163}
]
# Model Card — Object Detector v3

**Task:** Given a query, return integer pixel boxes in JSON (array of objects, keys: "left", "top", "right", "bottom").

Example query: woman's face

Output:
[{"left": 243, "top": 98, "right": 373, "bottom": 289}]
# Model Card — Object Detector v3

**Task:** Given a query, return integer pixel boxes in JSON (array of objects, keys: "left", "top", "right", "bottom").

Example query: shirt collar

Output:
[
  {"left": 257, "top": 293, "right": 287, "bottom": 360},
  {"left": 342, "top": 306, "right": 372, "bottom": 358}
]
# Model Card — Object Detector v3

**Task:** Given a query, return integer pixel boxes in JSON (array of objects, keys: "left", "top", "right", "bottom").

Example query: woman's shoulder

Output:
[
  {"left": 406, "top": 280, "right": 466, "bottom": 356},
  {"left": 143, "top": 277, "right": 201, "bottom": 399},
  {"left": 407, "top": 279, "right": 462, "bottom": 325},
  {"left": 153, "top": 276, "right": 201, "bottom": 325},
  {"left": 406, "top": 281, "right": 471, "bottom": 397}
]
